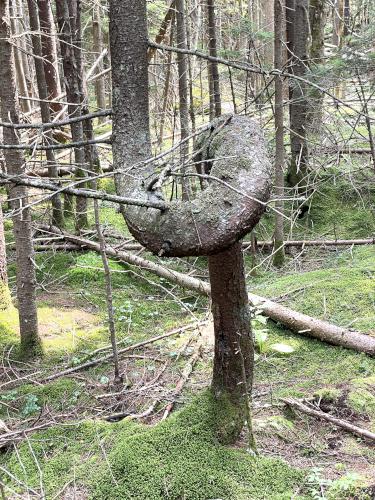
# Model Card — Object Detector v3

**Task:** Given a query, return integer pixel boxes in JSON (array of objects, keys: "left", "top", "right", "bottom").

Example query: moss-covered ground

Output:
[{"left": 0, "top": 166, "right": 374, "bottom": 499}]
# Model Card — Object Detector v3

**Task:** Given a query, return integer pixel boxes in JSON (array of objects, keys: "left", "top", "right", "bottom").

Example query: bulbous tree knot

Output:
[{"left": 120, "top": 115, "right": 273, "bottom": 257}]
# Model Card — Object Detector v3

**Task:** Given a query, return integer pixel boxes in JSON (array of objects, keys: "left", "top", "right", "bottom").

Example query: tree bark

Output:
[
  {"left": 206, "top": 0, "right": 221, "bottom": 118},
  {"left": 92, "top": 2, "right": 106, "bottom": 122},
  {"left": 175, "top": 0, "right": 191, "bottom": 200},
  {"left": 0, "top": 0, "right": 41, "bottom": 358},
  {"left": 209, "top": 241, "right": 255, "bottom": 444},
  {"left": 0, "top": 202, "right": 11, "bottom": 310},
  {"left": 308, "top": 0, "right": 327, "bottom": 130},
  {"left": 55, "top": 0, "right": 88, "bottom": 230},
  {"left": 287, "top": 0, "right": 309, "bottom": 189},
  {"left": 27, "top": 0, "right": 64, "bottom": 227},
  {"left": 37, "top": 0, "right": 62, "bottom": 113},
  {"left": 273, "top": 0, "right": 286, "bottom": 267}
]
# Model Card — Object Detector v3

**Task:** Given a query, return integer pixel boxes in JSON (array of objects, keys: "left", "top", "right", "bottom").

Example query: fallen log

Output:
[
  {"left": 40, "top": 226, "right": 375, "bottom": 356},
  {"left": 281, "top": 398, "right": 375, "bottom": 443}
]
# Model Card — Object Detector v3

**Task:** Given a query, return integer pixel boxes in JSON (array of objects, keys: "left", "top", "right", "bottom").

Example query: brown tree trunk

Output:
[
  {"left": 209, "top": 241, "right": 255, "bottom": 445},
  {"left": 55, "top": 0, "right": 88, "bottom": 230},
  {"left": 27, "top": 0, "right": 64, "bottom": 228},
  {"left": 332, "top": 0, "right": 344, "bottom": 47},
  {"left": 37, "top": 0, "right": 62, "bottom": 113},
  {"left": 273, "top": 0, "right": 285, "bottom": 266},
  {"left": 206, "top": 0, "right": 221, "bottom": 118},
  {"left": 308, "top": 0, "right": 327, "bottom": 130},
  {"left": 0, "top": 202, "right": 11, "bottom": 310},
  {"left": 0, "top": 0, "right": 41, "bottom": 358},
  {"left": 9, "top": 0, "right": 32, "bottom": 114},
  {"left": 92, "top": 2, "right": 106, "bottom": 122},
  {"left": 175, "top": 0, "right": 191, "bottom": 200},
  {"left": 287, "top": 0, "right": 309, "bottom": 189}
]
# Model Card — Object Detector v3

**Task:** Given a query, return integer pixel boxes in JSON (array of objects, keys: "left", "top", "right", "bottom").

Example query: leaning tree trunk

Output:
[
  {"left": 0, "top": 0, "right": 41, "bottom": 359},
  {"left": 287, "top": 0, "right": 309, "bottom": 189},
  {"left": 37, "top": 0, "right": 62, "bottom": 113},
  {"left": 27, "top": 0, "right": 64, "bottom": 228}
]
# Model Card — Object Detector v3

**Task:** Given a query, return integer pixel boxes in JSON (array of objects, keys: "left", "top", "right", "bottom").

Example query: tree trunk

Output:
[
  {"left": 209, "top": 241, "right": 255, "bottom": 445},
  {"left": 37, "top": 0, "right": 62, "bottom": 113},
  {"left": 55, "top": 0, "right": 88, "bottom": 230},
  {"left": 273, "top": 0, "right": 285, "bottom": 266},
  {"left": 206, "top": 0, "right": 221, "bottom": 118},
  {"left": 308, "top": 0, "right": 327, "bottom": 130},
  {"left": 287, "top": 0, "right": 309, "bottom": 189},
  {"left": 175, "top": 0, "right": 191, "bottom": 200},
  {"left": 27, "top": 0, "right": 65, "bottom": 228},
  {"left": 9, "top": 0, "right": 32, "bottom": 114},
  {"left": 332, "top": 0, "right": 344, "bottom": 47},
  {"left": 0, "top": 202, "right": 11, "bottom": 310},
  {"left": 0, "top": 0, "right": 41, "bottom": 358},
  {"left": 92, "top": 2, "right": 106, "bottom": 122}
]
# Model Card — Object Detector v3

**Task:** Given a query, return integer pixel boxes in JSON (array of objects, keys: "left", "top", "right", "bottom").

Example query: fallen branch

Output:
[
  {"left": 41, "top": 322, "right": 203, "bottom": 383},
  {"left": 162, "top": 338, "right": 203, "bottom": 419},
  {"left": 281, "top": 398, "right": 375, "bottom": 443},
  {"left": 41, "top": 226, "right": 375, "bottom": 356}
]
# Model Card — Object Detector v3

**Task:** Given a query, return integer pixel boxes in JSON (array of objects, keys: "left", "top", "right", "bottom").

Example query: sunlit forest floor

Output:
[{"left": 0, "top": 162, "right": 374, "bottom": 499}]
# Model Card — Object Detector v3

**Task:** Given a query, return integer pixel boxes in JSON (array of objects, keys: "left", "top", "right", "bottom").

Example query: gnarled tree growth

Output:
[{"left": 110, "top": 0, "right": 272, "bottom": 445}]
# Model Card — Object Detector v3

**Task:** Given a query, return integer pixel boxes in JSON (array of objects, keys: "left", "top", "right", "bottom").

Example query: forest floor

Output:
[{"left": 0, "top": 164, "right": 374, "bottom": 499}]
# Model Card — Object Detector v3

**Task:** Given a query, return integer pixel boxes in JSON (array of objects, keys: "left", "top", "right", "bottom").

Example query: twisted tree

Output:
[{"left": 110, "top": 0, "right": 273, "bottom": 444}]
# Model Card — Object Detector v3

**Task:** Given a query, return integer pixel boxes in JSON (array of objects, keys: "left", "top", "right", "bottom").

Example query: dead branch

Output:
[
  {"left": 162, "top": 337, "right": 203, "bottom": 419},
  {"left": 281, "top": 398, "right": 375, "bottom": 443},
  {"left": 40, "top": 226, "right": 375, "bottom": 356}
]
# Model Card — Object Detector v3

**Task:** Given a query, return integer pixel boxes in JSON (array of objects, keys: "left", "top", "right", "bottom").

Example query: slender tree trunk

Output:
[
  {"left": 308, "top": 0, "right": 327, "bottom": 130},
  {"left": 0, "top": 0, "right": 41, "bottom": 358},
  {"left": 287, "top": 0, "right": 309, "bottom": 189},
  {"left": 332, "top": 0, "right": 344, "bottom": 47},
  {"left": 92, "top": 2, "right": 106, "bottom": 122},
  {"left": 206, "top": 0, "right": 221, "bottom": 118},
  {"left": 0, "top": 202, "right": 11, "bottom": 310},
  {"left": 273, "top": 0, "right": 285, "bottom": 267},
  {"left": 27, "top": 0, "right": 64, "bottom": 228},
  {"left": 208, "top": 241, "right": 255, "bottom": 445},
  {"left": 37, "top": 0, "right": 62, "bottom": 113},
  {"left": 175, "top": 0, "right": 191, "bottom": 200},
  {"left": 55, "top": 0, "right": 88, "bottom": 230},
  {"left": 9, "top": 0, "right": 32, "bottom": 114}
]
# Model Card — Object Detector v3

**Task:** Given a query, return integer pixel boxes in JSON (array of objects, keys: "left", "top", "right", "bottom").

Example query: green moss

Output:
[
  {"left": 347, "top": 388, "right": 375, "bottom": 417},
  {"left": 91, "top": 391, "right": 304, "bottom": 500},
  {"left": 1, "top": 392, "right": 304, "bottom": 499},
  {"left": 313, "top": 387, "right": 342, "bottom": 402}
]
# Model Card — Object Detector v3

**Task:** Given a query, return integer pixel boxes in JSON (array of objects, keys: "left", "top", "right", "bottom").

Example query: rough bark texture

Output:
[
  {"left": 206, "top": 0, "right": 221, "bottom": 118},
  {"left": 209, "top": 241, "right": 254, "bottom": 443},
  {"left": 175, "top": 0, "right": 191, "bottom": 200},
  {"left": 0, "top": 202, "right": 11, "bottom": 310},
  {"left": 92, "top": 3, "right": 106, "bottom": 121},
  {"left": 123, "top": 115, "right": 273, "bottom": 257},
  {"left": 308, "top": 0, "right": 327, "bottom": 129},
  {"left": 0, "top": 0, "right": 41, "bottom": 358},
  {"left": 287, "top": 0, "right": 309, "bottom": 188},
  {"left": 273, "top": 0, "right": 286, "bottom": 267},
  {"left": 37, "top": 0, "right": 62, "bottom": 113},
  {"left": 27, "top": 0, "right": 64, "bottom": 227},
  {"left": 110, "top": 0, "right": 152, "bottom": 201},
  {"left": 55, "top": 0, "right": 88, "bottom": 230}
]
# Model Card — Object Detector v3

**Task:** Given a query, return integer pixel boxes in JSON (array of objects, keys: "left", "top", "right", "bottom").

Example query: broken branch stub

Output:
[{"left": 120, "top": 115, "right": 273, "bottom": 257}]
